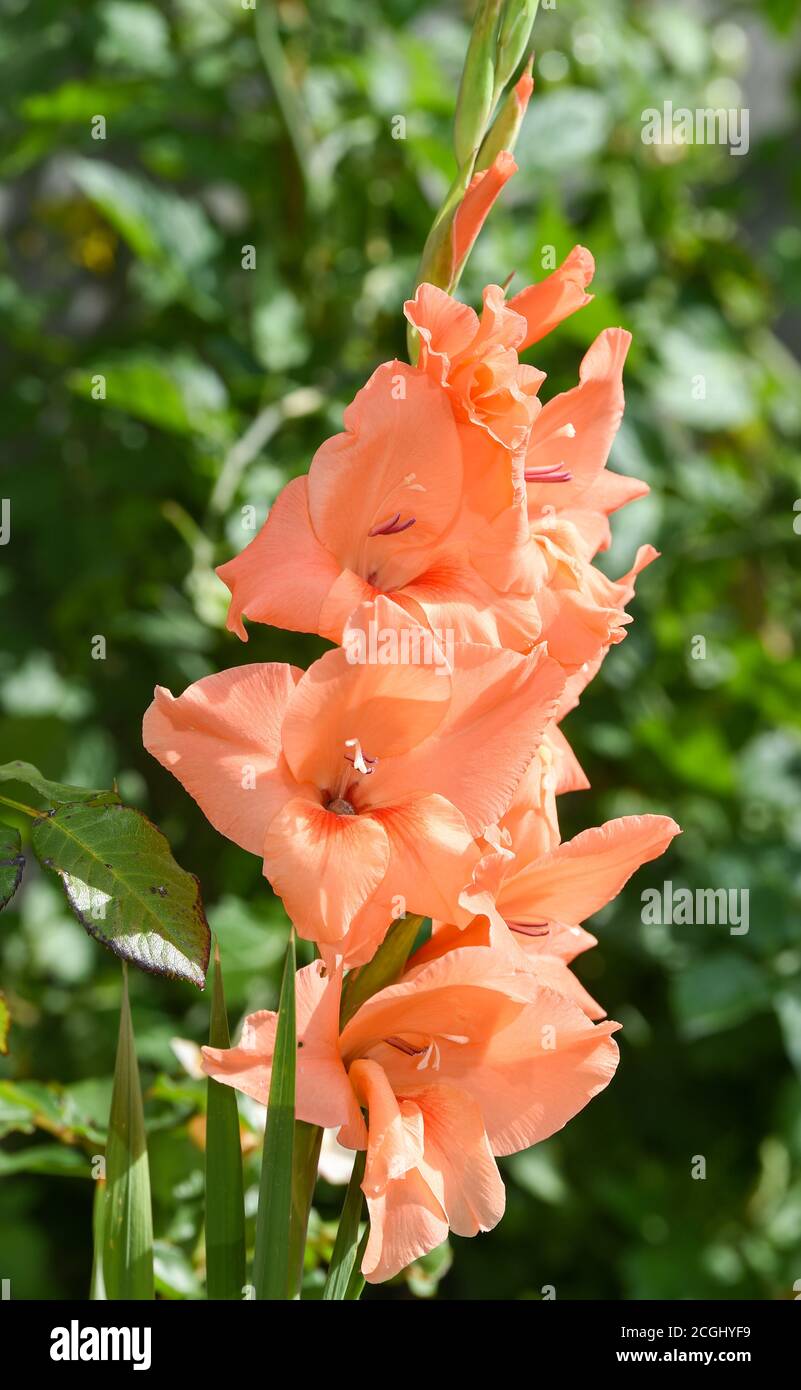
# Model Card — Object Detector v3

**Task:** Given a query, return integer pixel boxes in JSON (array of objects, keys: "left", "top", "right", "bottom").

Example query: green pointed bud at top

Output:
[
  {"left": 495, "top": 0, "right": 540, "bottom": 97},
  {"left": 476, "top": 58, "right": 534, "bottom": 172},
  {"left": 454, "top": 0, "right": 504, "bottom": 169}
]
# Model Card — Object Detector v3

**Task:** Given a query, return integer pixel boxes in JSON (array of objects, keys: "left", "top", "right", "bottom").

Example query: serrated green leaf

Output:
[
  {"left": 31, "top": 800, "right": 210, "bottom": 988},
  {"left": 252, "top": 931, "right": 296, "bottom": 1300},
  {"left": 0, "top": 1080, "right": 54, "bottom": 1137},
  {"left": 0, "top": 760, "right": 118, "bottom": 809},
  {"left": 340, "top": 914, "right": 426, "bottom": 1025},
  {"left": 322, "top": 1149, "right": 366, "bottom": 1300},
  {"left": 205, "top": 939, "right": 246, "bottom": 1300},
  {"left": 0, "top": 826, "right": 24, "bottom": 910},
  {"left": 103, "top": 966, "right": 154, "bottom": 1300}
]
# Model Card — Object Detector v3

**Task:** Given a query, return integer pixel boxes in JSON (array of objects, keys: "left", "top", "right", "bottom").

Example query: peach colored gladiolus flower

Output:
[
  {"left": 201, "top": 943, "right": 620, "bottom": 1283},
  {"left": 488, "top": 809, "right": 682, "bottom": 944},
  {"left": 406, "top": 279, "right": 545, "bottom": 452},
  {"left": 429, "top": 749, "right": 680, "bottom": 1014},
  {"left": 524, "top": 325, "right": 648, "bottom": 557},
  {"left": 406, "top": 280, "right": 655, "bottom": 682},
  {"left": 522, "top": 325, "right": 658, "bottom": 685},
  {"left": 411, "top": 912, "right": 606, "bottom": 1021},
  {"left": 404, "top": 246, "right": 595, "bottom": 450},
  {"left": 143, "top": 597, "right": 564, "bottom": 965},
  {"left": 135, "top": 0, "right": 683, "bottom": 1295},
  {"left": 217, "top": 360, "right": 541, "bottom": 652},
  {"left": 218, "top": 256, "right": 652, "bottom": 686}
]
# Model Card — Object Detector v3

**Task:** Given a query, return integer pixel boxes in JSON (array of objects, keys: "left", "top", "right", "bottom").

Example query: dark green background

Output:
[{"left": 1, "top": 0, "right": 800, "bottom": 1299}]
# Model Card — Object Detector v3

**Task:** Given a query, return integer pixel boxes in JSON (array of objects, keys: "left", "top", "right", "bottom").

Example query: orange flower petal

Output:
[
  {"left": 216, "top": 476, "right": 341, "bottom": 641},
  {"left": 308, "top": 363, "right": 463, "bottom": 591},
  {"left": 361, "top": 1163, "right": 448, "bottom": 1284},
  {"left": 201, "top": 962, "right": 360, "bottom": 1132},
  {"left": 142, "top": 664, "right": 301, "bottom": 856},
  {"left": 375, "top": 642, "right": 565, "bottom": 834},
  {"left": 508, "top": 244, "right": 595, "bottom": 348},
  {"left": 525, "top": 328, "right": 632, "bottom": 515},
  {"left": 408, "top": 1083, "right": 505, "bottom": 1237},
  {"left": 452, "top": 151, "right": 518, "bottom": 272},
  {"left": 280, "top": 598, "right": 452, "bottom": 791},
  {"left": 263, "top": 798, "right": 391, "bottom": 944},
  {"left": 499, "top": 813, "right": 681, "bottom": 925}
]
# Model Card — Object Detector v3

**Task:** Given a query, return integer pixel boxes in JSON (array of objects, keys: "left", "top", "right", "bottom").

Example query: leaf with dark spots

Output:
[{"left": 31, "top": 801, "right": 210, "bottom": 988}]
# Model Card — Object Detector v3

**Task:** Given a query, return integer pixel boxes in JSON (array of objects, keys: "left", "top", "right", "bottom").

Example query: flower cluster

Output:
[{"left": 144, "top": 252, "right": 679, "bottom": 1282}]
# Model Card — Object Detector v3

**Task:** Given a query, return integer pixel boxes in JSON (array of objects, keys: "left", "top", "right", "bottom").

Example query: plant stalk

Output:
[{"left": 287, "top": 1120, "right": 323, "bottom": 1298}]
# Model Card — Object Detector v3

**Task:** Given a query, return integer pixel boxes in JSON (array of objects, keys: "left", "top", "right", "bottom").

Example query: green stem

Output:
[
  {"left": 287, "top": 1120, "right": 323, "bottom": 1298},
  {"left": 322, "top": 1148, "right": 366, "bottom": 1300},
  {"left": 0, "top": 793, "right": 38, "bottom": 819}
]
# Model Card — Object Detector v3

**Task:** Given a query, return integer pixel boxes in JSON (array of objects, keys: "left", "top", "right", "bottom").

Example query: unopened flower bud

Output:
[
  {"left": 494, "top": 0, "right": 540, "bottom": 96},
  {"left": 453, "top": 0, "right": 504, "bottom": 168},
  {"left": 476, "top": 60, "right": 533, "bottom": 171}
]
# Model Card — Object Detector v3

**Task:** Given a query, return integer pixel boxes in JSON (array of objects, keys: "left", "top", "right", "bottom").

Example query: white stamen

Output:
[
  {"left": 414, "top": 1034, "right": 469, "bottom": 1071},
  {"left": 344, "top": 737, "right": 374, "bottom": 775}
]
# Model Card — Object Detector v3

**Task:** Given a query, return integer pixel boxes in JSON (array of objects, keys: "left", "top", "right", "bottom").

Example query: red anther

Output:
[
  {"left": 524, "top": 463, "right": 572, "bottom": 484},
  {"left": 507, "top": 920, "right": 550, "bottom": 937},
  {"left": 384, "top": 1035, "right": 426, "bottom": 1057},
  {"left": 368, "top": 513, "right": 417, "bottom": 537}
]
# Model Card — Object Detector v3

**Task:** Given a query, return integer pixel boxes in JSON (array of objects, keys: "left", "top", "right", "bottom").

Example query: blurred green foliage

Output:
[{"left": 2, "top": 0, "right": 801, "bottom": 1300}]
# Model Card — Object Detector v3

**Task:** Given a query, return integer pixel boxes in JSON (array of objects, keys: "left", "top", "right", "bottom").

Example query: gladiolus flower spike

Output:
[{"left": 144, "top": 2, "right": 678, "bottom": 1294}]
